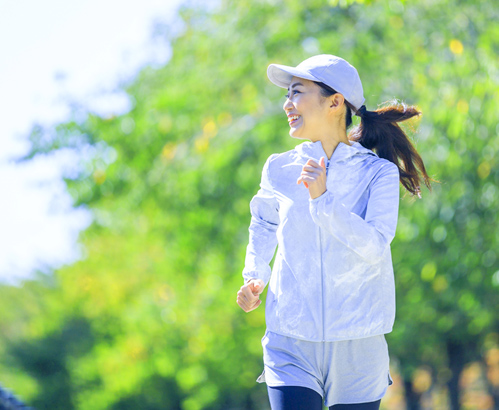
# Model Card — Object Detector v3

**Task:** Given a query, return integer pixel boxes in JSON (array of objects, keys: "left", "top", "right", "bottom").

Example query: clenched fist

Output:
[
  {"left": 237, "top": 279, "right": 265, "bottom": 312},
  {"left": 297, "top": 156, "right": 327, "bottom": 199}
]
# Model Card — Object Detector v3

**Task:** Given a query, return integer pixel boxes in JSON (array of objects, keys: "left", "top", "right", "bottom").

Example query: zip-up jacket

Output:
[{"left": 242, "top": 140, "right": 400, "bottom": 342}]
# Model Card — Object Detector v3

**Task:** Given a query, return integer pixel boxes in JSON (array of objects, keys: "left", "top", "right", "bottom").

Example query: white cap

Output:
[{"left": 267, "top": 54, "right": 365, "bottom": 110}]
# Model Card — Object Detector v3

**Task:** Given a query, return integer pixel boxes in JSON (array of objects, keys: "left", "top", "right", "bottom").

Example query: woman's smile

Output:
[{"left": 287, "top": 114, "right": 301, "bottom": 126}]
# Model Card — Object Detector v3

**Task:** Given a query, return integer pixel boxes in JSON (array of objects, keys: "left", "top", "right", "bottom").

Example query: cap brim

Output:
[{"left": 267, "top": 64, "right": 319, "bottom": 88}]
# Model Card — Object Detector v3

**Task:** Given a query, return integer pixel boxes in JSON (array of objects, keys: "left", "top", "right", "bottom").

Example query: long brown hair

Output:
[{"left": 315, "top": 81, "right": 431, "bottom": 197}]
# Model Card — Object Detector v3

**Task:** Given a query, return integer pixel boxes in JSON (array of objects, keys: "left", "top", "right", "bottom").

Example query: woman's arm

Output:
[
  {"left": 309, "top": 162, "right": 400, "bottom": 263},
  {"left": 242, "top": 154, "right": 279, "bottom": 287}
]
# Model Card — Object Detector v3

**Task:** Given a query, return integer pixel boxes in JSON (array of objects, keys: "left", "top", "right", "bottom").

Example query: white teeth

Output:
[{"left": 288, "top": 115, "right": 300, "bottom": 122}]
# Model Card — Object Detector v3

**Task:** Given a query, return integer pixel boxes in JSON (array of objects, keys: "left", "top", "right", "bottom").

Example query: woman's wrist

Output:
[{"left": 309, "top": 189, "right": 328, "bottom": 201}]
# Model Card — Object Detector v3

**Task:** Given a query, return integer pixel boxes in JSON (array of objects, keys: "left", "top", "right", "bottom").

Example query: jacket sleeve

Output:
[
  {"left": 309, "top": 162, "right": 400, "bottom": 263},
  {"left": 242, "top": 155, "right": 280, "bottom": 286}
]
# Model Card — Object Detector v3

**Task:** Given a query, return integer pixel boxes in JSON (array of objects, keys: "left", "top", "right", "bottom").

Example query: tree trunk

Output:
[
  {"left": 403, "top": 378, "right": 421, "bottom": 410},
  {"left": 446, "top": 340, "right": 466, "bottom": 410}
]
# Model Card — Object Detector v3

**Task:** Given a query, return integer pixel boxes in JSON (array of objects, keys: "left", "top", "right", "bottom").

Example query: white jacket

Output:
[{"left": 242, "top": 140, "right": 400, "bottom": 342}]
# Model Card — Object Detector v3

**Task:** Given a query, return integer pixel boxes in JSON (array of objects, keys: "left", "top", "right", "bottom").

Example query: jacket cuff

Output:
[
  {"left": 242, "top": 271, "right": 266, "bottom": 285},
  {"left": 309, "top": 190, "right": 329, "bottom": 204},
  {"left": 243, "top": 271, "right": 270, "bottom": 287}
]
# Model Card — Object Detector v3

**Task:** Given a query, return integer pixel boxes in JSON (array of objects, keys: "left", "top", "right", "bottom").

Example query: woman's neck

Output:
[{"left": 314, "top": 131, "right": 350, "bottom": 160}]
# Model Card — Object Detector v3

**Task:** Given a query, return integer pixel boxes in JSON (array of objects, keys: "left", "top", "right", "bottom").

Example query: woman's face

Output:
[{"left": 283, "top": 76, "right": 331, "bottom": 141}]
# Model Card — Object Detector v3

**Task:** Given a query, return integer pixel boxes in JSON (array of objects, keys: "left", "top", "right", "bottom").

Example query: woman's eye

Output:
[{"left": 285, "top": 90, "right": 300, "bottom": 99}]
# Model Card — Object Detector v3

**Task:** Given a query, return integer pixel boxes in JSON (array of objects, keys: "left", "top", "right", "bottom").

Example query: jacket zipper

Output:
[
  {"left": 319, "top": 228, "right": 325, "bottom": 341},
  {"left": 320, "top": 158, "right": 331, "bottom": 341}
]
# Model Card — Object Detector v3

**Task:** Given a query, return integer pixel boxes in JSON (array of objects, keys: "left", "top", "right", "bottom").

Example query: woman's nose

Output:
[{"left": 283, "top": 97, "right": 292, "bottom": 111}]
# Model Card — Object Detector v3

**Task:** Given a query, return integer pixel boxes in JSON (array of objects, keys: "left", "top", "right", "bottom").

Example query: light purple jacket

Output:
[{"left": 242, "top": 140, "right": 400, "bottom": 342}]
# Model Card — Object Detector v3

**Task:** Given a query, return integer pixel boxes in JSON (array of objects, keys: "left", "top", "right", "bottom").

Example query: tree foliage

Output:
[{"left": 1, "top": 0, "right": 498, "bottom": 409}]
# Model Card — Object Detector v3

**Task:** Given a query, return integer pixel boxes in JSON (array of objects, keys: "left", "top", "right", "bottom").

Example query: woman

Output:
[{"left": 237, "top": 54, "right": 430, "bottom": 410}]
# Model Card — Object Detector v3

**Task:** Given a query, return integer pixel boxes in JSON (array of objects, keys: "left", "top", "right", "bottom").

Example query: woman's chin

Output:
[{"left": 289, "top": 128, "right": 306, "bottom": 140}]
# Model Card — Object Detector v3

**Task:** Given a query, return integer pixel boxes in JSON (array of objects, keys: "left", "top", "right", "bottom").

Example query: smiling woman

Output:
[{"left": 236, "top": 54, "right": 431, "bottom": 410}]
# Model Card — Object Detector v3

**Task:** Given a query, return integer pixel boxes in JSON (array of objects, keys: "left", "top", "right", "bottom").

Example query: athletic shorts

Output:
[{"left": 257, "top": 330, "right": 393, "bottom": 407}]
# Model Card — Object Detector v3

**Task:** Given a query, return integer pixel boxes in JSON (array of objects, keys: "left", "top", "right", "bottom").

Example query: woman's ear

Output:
[{"left": 329, "top": 93, "right": 345, "bottom": 110}]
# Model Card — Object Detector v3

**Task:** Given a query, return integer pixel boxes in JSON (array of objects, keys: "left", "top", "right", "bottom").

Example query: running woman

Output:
[{"left": 237, "top": 54, "right": 430, "bottom": 410}]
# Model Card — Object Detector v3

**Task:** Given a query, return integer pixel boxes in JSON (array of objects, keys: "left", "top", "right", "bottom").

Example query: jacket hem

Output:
[{"left": 265, "top": 326, "right": 393, "bottom": 343}]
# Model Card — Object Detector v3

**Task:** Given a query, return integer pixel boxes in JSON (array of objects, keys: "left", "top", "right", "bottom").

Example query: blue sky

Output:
[{"left": 0, "top": 0, "right": 183, "bottom": 281}]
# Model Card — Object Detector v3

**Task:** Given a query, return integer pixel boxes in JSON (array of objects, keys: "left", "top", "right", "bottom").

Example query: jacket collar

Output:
[{"left": 295, "top": 140, "right": 377, "bottom": 164}]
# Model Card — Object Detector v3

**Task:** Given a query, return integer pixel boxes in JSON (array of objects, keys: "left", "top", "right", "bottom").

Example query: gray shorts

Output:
[{"left": 258, "top": 330, "right": 393, "bottom": 407}]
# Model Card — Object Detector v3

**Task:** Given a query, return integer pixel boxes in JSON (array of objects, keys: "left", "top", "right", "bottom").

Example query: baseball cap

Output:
[{"left": 267, "top": 54, "right": 365, "bottom": 111}]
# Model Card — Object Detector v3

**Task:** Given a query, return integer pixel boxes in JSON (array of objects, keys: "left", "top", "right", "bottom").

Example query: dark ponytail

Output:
[{"left": 314, "top": 82, "right": 431, "bottom": 197}]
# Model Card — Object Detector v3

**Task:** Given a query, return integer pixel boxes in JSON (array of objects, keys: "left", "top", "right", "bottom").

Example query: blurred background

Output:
[{"left": 0, "top": 0, "right": 498, "bottom": 409}]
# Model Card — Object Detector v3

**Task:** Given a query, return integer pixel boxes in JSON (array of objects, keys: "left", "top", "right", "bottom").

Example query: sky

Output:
[{"left": 0, "top": 0, "right": 184, "bottom": 282}]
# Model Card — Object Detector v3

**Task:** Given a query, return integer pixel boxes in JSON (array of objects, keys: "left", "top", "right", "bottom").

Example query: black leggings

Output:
[{"left": 268, "top": 386, "right": 381, "bottom": 410}]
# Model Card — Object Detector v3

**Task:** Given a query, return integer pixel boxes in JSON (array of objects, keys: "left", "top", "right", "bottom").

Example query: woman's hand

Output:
[
  {"left": 237, "top": 279, "right": 265, "bottom": 312},
  {"left": 297, "top": 157, "right": 327, "bottom": 199}
]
